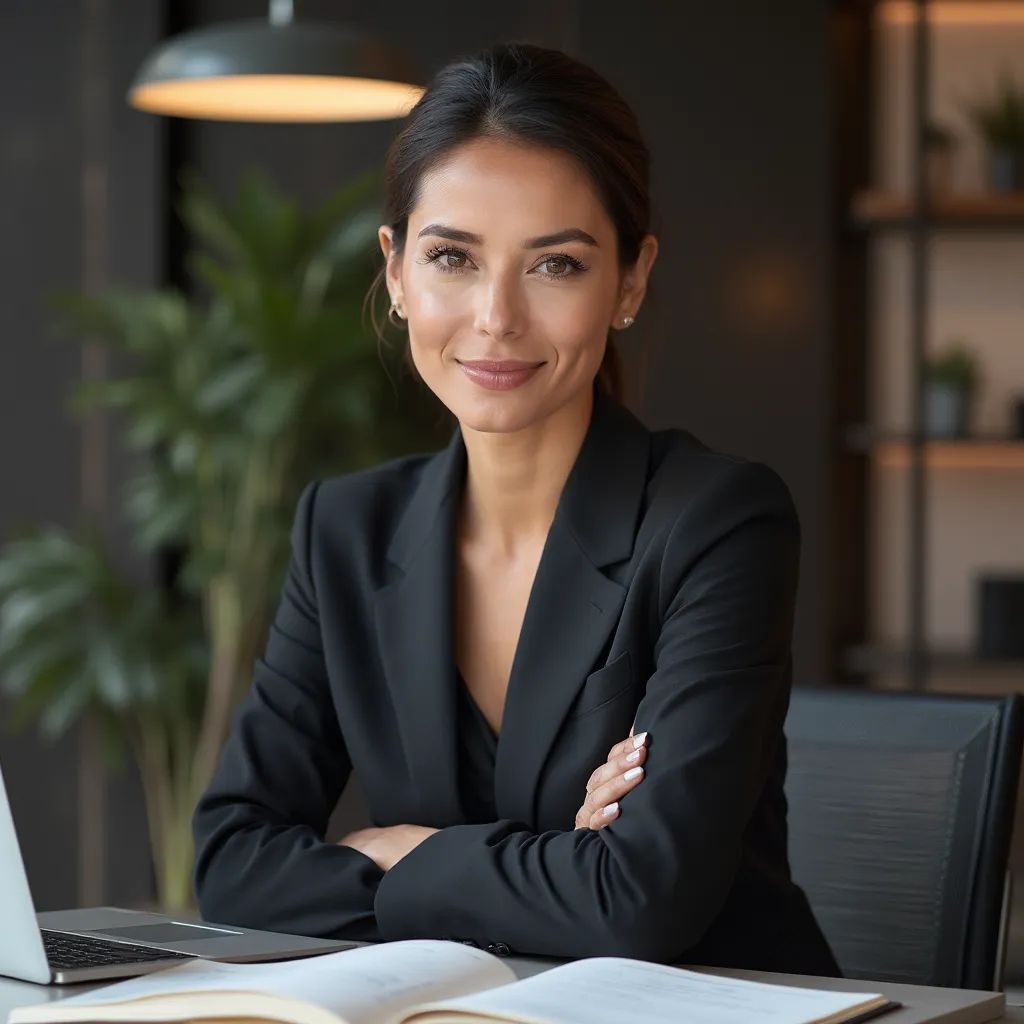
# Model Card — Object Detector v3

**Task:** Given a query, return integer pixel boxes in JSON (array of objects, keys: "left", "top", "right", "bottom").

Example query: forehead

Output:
[{"left": 411, "top": 138, "right": 611, "bottom": 242}]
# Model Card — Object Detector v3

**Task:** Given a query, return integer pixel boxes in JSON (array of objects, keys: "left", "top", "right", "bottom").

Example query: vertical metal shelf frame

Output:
[{"left": 907, "top": 0, "right": 931, "bottom": 690}]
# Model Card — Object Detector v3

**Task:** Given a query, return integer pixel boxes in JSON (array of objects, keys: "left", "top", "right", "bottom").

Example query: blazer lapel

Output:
[
  {"left": 494, "top": 389, "right": 651, "bottom": 825},
  {"left": 373, "top": 386, "right": 652, "bottom": 829},
  {"left": 372, "top": 426, "right": 467, "bottom": 827}
]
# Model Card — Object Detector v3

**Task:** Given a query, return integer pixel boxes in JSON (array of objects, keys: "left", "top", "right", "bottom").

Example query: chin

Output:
[
  {"left": 454, "top": 398, "right": 544, "bottom": 434},
  {"left": 437, "top": 380, "right": 550, "bottom": 434}
]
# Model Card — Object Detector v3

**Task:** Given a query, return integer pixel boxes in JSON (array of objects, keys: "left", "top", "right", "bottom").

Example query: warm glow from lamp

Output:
[
  {"left": 129, "top": 75, "right": 424, "bottom": 123},
  {"left": 127, "top": 3, "right": 423, "bottom": 124}
]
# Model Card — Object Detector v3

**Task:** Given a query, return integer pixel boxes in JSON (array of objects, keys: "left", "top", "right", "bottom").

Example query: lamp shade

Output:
[{"left": 128, "top": 19, "right": 425, "bottom": 122}]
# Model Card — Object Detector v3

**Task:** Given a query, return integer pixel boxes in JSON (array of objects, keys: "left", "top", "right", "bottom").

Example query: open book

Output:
[{"left": 9, "top": 939, "right": 900, "bottom": 1024}]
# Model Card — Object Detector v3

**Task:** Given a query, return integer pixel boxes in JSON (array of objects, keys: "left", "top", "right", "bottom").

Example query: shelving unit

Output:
[{"left": 832, "top": 0, "right": 1024, "bottom": 692}]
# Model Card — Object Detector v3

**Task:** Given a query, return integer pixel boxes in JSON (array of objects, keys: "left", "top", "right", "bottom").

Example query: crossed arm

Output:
[
  {"left": 193, "top": 462, "right": 798, "bottom": 959},
  {"left": 336, "top": 727, "right": 649, "bottom": 866}
]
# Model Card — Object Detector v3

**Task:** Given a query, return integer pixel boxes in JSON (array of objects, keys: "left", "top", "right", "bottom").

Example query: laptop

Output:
[{"left": 0, "top": 759, "right": 359, "bottom": 984}]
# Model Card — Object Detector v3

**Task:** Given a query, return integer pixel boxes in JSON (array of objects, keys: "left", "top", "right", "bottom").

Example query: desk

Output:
[{"left": 0, "top": 944, "right": 1015, "bottom": 1024}]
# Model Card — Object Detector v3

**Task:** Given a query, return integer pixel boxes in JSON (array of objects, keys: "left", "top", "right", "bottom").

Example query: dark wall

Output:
[
  {"left": 1, "top": 0, "right": 833, "bottom": 908},
  {"left": 0, "top": 0, "right": 164, "bottom": 910},
  {"left": 583, "top": 3, "right": 834, "bottom": 683}
]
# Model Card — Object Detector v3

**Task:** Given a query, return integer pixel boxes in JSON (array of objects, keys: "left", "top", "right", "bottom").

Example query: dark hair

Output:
[{"left": 365, "top": 41, "right": 652, "bottom": 405}]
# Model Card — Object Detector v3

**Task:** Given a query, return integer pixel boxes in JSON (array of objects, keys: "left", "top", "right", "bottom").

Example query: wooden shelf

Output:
[
  {"left": 843, "top": 428, "right": 1024, "bottom": 468},
  {"left": 879, "top": 3, "right": 1024, "bottom": 28},
  {"left": 843, "top": 643, "right": 1024, "bottom": 678},
  {"left": 873, "top": 439, "right": 1024, "bottom": 469},
  {"left": 851, "top": 191, "right": 1024, "bottom": 229}
]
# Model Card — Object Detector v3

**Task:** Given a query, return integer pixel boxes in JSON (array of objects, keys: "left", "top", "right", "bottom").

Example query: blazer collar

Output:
[
  {"left": 374, "top": 383, "right": 652, "bottom": 828},
  {"left": 385, "top": 383, "right": 651, "bottom": 572}
]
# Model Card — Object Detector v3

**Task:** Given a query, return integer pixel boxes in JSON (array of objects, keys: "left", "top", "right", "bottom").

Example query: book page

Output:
[
  {"left": 402, "top": 957, "right": 886, "bottom": 1024},
  {"left": 9, "top": 941, "right": 516, "bottom": 1024}
]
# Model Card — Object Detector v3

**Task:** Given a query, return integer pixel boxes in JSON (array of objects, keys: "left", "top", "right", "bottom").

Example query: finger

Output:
[
  {"left": 583, "top": 764, "right": 646, "bottom": 820},
  {"left": 606, "top": 729, "right": 648, "bottom": 761},
  {"left": 590, "top": 764, "right": 644, "bottom": 811},
  {"left": 575, "top": 798, "right": 621, "bottom": 830},
  {"left": 589, "top": 801, "right": 620, "bottom": 830},
  {"left": 586, "top": 741, "right": 647, "bottom": 793}
]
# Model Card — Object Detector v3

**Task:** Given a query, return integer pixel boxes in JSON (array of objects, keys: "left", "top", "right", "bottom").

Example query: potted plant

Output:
[
  {"left": 963, "top": 71, "right": 1024, "bottom": 193},
  {"left": 0, "top": 168, "right": 446, "bottom": 911},
  {"left": 922, "top": 339, "right": 980, "bottom": 438}
]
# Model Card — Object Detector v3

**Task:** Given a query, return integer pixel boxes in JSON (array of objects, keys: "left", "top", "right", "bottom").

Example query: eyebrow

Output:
[{"left": 416, "top": 223, "right": 599, "bottom": 248}]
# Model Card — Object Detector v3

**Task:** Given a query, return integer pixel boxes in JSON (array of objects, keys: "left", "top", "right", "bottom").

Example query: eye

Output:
[
  {"left": 535, "top": 253, "right": 588, "bottom": 279},
  {"left": 419, "top": 244, "right": 472, "bottom": 275}
]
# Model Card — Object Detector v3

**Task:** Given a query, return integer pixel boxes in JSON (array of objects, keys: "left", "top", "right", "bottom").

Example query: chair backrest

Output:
[{"left": 784, "top": 687, "right": 1023, "bottom": 990}]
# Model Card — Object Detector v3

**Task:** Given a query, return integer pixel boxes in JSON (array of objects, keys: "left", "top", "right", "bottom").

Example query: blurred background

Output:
[{"left": 1, "top": 0, "right": 1023, "bottom": 987}]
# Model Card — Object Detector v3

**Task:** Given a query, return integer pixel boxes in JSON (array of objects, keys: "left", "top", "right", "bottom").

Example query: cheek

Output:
[
  {"left": 407, "top": 266, "right": 463, "bottom": 321},
  {"left": 553, "top": 327, "right": 606, "bottom": 372},
  {"left": 405, "top": 278, "right": 456, "bottom": 361},
  {"left": 547, "top": 288, "right": 614, "bottom": 369}
]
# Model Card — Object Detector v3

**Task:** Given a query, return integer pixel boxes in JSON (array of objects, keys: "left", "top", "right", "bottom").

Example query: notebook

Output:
[{"left": 8, "top": 938, "right": 901, "bottom": 1024}]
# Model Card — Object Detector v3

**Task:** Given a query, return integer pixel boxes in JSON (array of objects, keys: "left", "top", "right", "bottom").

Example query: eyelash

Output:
[{"left": 418, "top": 244, "right": 588, "bottom": 280}]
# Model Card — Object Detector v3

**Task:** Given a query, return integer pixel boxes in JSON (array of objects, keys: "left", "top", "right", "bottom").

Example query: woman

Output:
[{"left": 192, "top": 41, "right": 839, "bottom": 976}]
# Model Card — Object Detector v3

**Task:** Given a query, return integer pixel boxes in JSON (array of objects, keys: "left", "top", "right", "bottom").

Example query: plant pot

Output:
[
  {"left": 988, "top": 146, "right": 1024, "bottom": 193},
  {"left": 923, "top": 381, "right": 972, "bottom": 437}
]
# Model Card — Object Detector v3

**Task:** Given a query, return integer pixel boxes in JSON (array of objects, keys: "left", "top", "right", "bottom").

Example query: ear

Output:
[
  {"left": 614, "top": 233, "right": 659, "bottom": 326},
  {"left": 379, "top": 225, "right": 403, "bottom": 302}
]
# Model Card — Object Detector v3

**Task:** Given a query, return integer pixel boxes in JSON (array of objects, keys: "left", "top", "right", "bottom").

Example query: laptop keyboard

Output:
[{"left": 41, "top": 929, "right": 195, "bottom": 970}]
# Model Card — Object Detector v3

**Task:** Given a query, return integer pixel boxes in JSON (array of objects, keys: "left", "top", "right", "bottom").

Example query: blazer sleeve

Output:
[
  {"left": 372, "top": 460, "right": 800, "bottom": 961},
  {"left": 192, "top": 479, "right": 384, "bottom": 941}
]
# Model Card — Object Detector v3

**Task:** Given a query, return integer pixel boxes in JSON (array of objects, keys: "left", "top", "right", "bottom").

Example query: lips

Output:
[
  {"left": 456, "top": 359, "right": 545, "bottom": 391},
  {"left": 458, "top": 359, "right": 544, "bottom": 372}
]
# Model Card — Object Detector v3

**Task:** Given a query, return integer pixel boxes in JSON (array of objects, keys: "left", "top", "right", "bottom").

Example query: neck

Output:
[{"left": 458, "top": 387, "right": 595, "bottom": 557}]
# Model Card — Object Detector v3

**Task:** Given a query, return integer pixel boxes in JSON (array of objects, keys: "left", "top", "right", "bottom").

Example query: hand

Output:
[
  {"left": 337, "top": 824, "right": 439, "bottom": 871},
  {"left": 574, "top": 726, "right": 649, "bottom": 830}
]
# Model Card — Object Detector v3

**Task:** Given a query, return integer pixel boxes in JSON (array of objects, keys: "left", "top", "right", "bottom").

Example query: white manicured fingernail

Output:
[
  {"left": 632, "top": 732, "right": 648, "bottom": 748},
  {"left": 603, "top": 802, "right": 619, "bottom": 816},
  {"left": 624, "top": 766, "right": 643, "bottom": 781},
  {"left": 626, "top": 748, "right": 641, "bottom": 762}
]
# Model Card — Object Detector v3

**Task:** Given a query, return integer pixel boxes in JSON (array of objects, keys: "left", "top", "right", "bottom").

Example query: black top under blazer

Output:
[{"left": 192, "top": 382, "right": 840, "bottom": 975}]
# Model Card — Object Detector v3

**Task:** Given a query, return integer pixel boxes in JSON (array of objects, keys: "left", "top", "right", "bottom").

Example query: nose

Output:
[{"left": 472, "top": 271, "right": 524, "bottom": 340}]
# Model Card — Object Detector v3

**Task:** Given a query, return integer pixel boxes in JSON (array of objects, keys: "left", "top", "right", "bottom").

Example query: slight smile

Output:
[{"left": 456, "top": 359, "right": 546, "bottom": 391}]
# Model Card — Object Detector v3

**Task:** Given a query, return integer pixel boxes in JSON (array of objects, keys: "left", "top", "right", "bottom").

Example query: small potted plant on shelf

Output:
[
  {"left": 924, "top": 120, "right": 957, "bottom": 195},
  {"left": 922, "top": 339, "right": 980, "bottom": 438},
  {"left": 963, "top": 71, "right": 1024, "bottom": 193}
]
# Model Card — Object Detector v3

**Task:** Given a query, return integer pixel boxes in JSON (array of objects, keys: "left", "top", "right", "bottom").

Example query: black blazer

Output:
[{"left": 192, "top": 384, "right": 840, "bottom": 976}]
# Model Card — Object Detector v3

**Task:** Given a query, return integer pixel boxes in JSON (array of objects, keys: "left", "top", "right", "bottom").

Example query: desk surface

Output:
[{"left": 0, "top": 945, "right": 1016, "bottom": 1024}]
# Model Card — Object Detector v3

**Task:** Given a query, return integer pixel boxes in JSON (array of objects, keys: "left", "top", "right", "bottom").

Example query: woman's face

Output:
[{"left": 380, "top": 137, "right": 655, "bottom": 434}]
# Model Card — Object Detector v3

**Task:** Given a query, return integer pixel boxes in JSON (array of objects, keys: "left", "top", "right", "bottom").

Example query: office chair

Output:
[{"left": 784, "top": 687, "right": 1023, "bottom": 990}]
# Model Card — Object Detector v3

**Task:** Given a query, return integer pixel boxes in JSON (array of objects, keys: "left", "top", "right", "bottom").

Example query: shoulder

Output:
[
  {"left": 646, "top": 425, "right": 799, "bottom": 536},
  {"left": 313, "top": 449, "right": 437, "bottom": 518},
  {"left": 640, "top": 428, "right": 801, "bottom": 617},
  {"left": 289, "top": 449, "right": 441, "bottom": 571}
]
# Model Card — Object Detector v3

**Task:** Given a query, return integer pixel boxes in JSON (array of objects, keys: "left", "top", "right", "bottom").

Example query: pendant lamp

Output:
[{"left": 127, "top": 0, "right": 424, "bottom": 122}]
